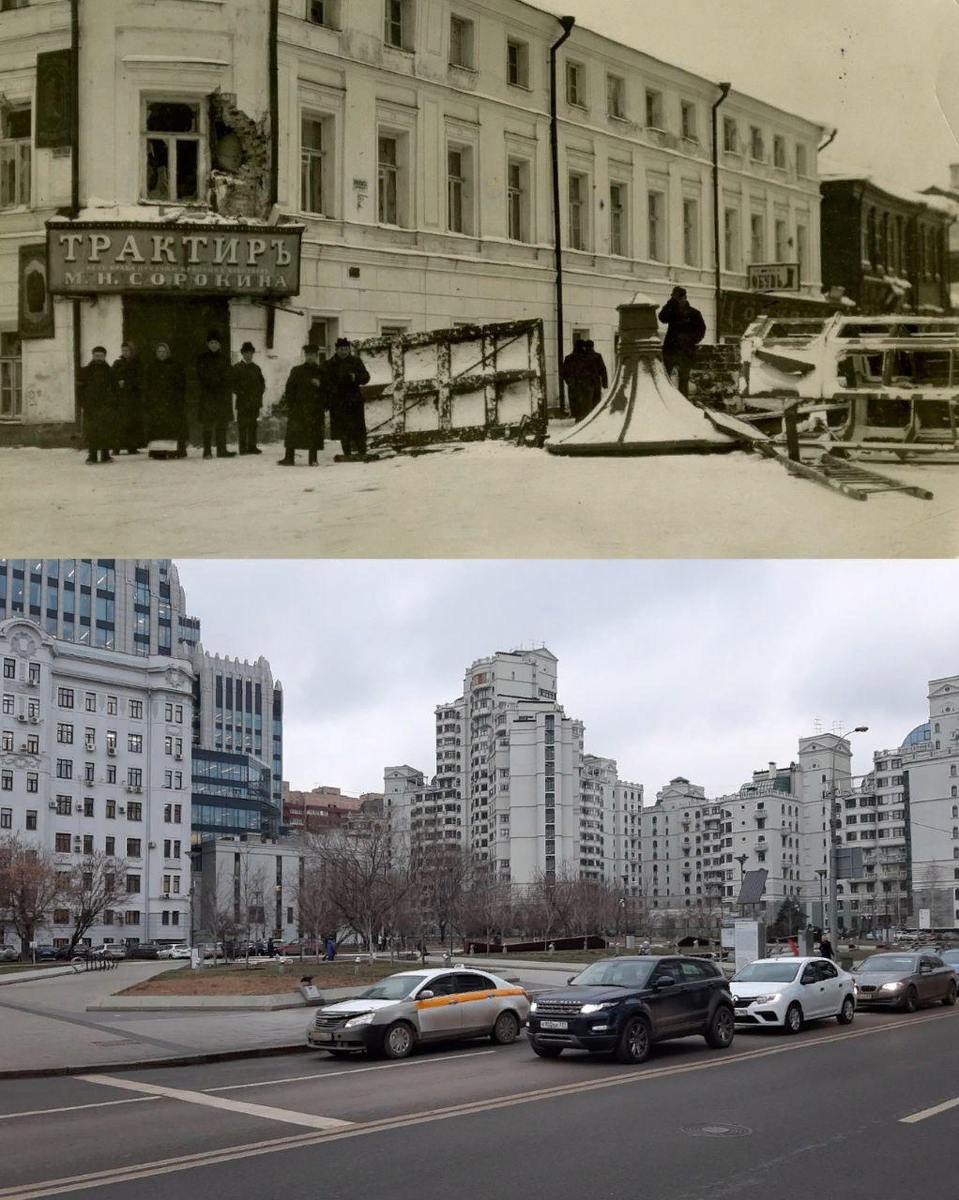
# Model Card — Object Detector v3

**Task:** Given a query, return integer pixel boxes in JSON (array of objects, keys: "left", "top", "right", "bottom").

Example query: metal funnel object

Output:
[{"left": 548, "top": 292, "right": 745, "bottom": 456}]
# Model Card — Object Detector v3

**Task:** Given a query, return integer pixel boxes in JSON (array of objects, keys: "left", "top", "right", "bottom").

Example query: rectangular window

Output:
[
  {"left": 82, "top": 834, "right": 93, "bottom": 854},
  {"left": 507, "top": 157, "right": 529, "bottom": 243},
  {"left": 449, "top": 14, "right": 474, "bottom": 68},
  {"left": 174, "top": 804, "right": 182, "bottom": 823},
  {"left": 507, "top": 39, "right": 529, "bottom": 88},
  {"left": 750, "top": 126, "right": 764, "bottom": 161},
  {"left": 750, "top": 213, "right": 765, "bottom": 262},
  {"left": 26, "top": 773, "right": 37, "bottom": 793},
  {"left": 565, "top": 60, "right": 585, "bottom": 108},
  {"left": 126, "top": 838, "right": 141, "bottom": 858},
  {"left": 645, "top": 89, "right": 663, "bottom": 130},
  {"left": 300, "top": 116, "right": 329, "bottom": 216},
  {"left": 568, "top": 172, "right": 588, "bottom": 250},
  {"left": 0, "top": 808, "right": 10, "bottom": 829},
  {"left": 105, "top": 836, "right": 115, "bottom": 855},
  {"left": 606, "top": 74, "right": 625, "bottom": 119},
  {"left": 774, "top": 217, "right": 788, "bottom": 262},
  {"left": 384, "top": 0, "right": 410, "bottom": 49},
  {"left": 125, "top": 910, "right": 141, "bottom": 925},
  {"left": 796, "top": 223, "right": 807, "bottom": 281},
  {"left": 377, "top": 135, "right": 399, "bottom": 225},
  {"left": 648, "top": 190, "right": 665, "bottom": 261},
  {"left": 144, "top": 100, "right": 201, "bottom": 202},
  {"left": 307, "top": 0, "right": 338, "bottom": 26},
  {"left": 609, "top": 182, "right": 626, "bottom": 256},
  {"left": 128, "top": 733, "right": 143, "bottom": 754},
  {"left": 56, "top": 759, "right": 73, "bottom": 780},
  {"left": 773, "top": 135, "right": 786, "bottom": 169},
  {"left": 107, "top": 696, "right": 117, "bottom": 715},
  {"left": 83, "top": 797, "right": 94, "bottom": 817},
  {"left": 723, "top": 116, "right": 738, "bottom": 153},
  {"left": 129, "top": 699, "right": 143, "bottom": 720},
  {"left": 0, "top": 103, "right": 31, "bottom": 210},
  {"left": 85, "top": 692, "right": 96, "bottom": 712},
  {"left": 2, "top": 657, "right": 14, "bottom": 680},
  {"left": 55, "top": 833, "right": 71, "bottom": 853},
  {"left": 58, "top": 687, "right": 74, "bottom": 709},
  {"left": 683, "top": 198, "right": 699, "bottom": 266},
  {"left": 680, "top": 100, "right": 697, "bottom": 141},
  {"left": 127, "top": 768, "right": 142, "bottom": 788},
  {"left": 56, "top": 722, "right": 73, "bottom": 744},
  {"left": 26, "top": 809, "right": 37, "bottom": 830},
  {"left": 724, "top": 207, "right": 740, "bottom": 271},
  {"left": 795, "top": 143, "right": 807, "bottom": 176},
  {"left": 127, "top": 802, "right": 142, "bottom": 821},
  {"left": 56, "top": 794, "right": 72, "bottom": 815},
  {"left": 0, "top": 332, "right": 23, "bottom": 421},
  {"left": 126, "top": 874, "right": 141, "bottom": 894},
  {"left": 447, "top": 145, "right": 470, "bottom": 234},
  {"left": 106, "top": 799, "right": 116, "bottom": 818}
]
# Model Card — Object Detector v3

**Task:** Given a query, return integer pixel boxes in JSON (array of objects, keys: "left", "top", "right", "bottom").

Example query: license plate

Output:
[
  {"left": 539, "top": 1019, "right": 568, "bottom": 1030},
  {"left": 314, "top": 1030, "right": 333, "bottom": 1041}
]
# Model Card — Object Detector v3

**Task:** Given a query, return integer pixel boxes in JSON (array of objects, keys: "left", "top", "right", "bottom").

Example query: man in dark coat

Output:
[
  {"left": 111, "top": 341, "right": 143, "bottom": 454},
  {"left": 658, "top": 286, "right": 707, "bottom": 397},
  {"left": 231, "top": 341, "right": 266, "bottom": 455},
  {"left": 584, "top": 340, "right": 608, "bottom": 391},
  {"left": 144, "top": 342, "right": 188, "bottom": 458},
  {"left": 561, "top": 339, "right": 605, "bottom": 421},
  {"left": 196, "top": 329, "right": 235, "bottom": 458},
  {"left": 278, "top": 344, "right": 324, "bottom": 466},
  {"left": 78, "top": 346, "right": 118, "bottom": 464},
  {"left": 326, "top": 337, "right": 371, "bottom": 457}
]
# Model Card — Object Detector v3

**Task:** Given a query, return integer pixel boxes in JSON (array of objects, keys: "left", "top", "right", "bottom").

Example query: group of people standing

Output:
[{"left": 77, "top": 331, "right": 371, "bottom": 466}]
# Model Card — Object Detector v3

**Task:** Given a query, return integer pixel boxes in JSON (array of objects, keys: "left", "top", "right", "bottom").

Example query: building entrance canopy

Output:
[{"left": 46, "top": 221, "right": 303, "bottom": 296}]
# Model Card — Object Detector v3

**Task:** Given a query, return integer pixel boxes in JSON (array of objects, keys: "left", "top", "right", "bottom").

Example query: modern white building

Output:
[
  {"left": 0, "top": 614, "right": 194, "bottom": 948},
  {"left": 1, "top": 0, "right": 827, "bottom": 440},
  {"left": 191, "top": 832, "right": 305, "bottom": 946}
]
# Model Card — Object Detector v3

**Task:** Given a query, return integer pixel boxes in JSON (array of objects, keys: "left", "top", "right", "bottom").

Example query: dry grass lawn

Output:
[{"left": 117, "top": 959, "right": 415, "bottom": 996}]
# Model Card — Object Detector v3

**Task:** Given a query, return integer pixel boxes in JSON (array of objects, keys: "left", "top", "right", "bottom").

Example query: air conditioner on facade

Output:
[
  {"left": 20, "top": 744, "right": 28, "bottom": 752},
  {"left": 16, "top": 714, "right": 26, "bottom": 722},
  {"left": 108, "top": 748, "right": 116, "bottom": 756},
  {"left": 174, "top": 754, "right": 182, "bottom": 761},
  {"left": 162, "top": 891, "right": 170, "bottom": 899},
  {"left": 134, "top": 787, "right": 142, "bottom": 794},
  {"left": 27, "top": 679, "right": 38, "bottom": 688},
  {"left": 148, "top": 842, "right": 156, "bottom": 849},
  {"left": 125, "top": 786, "right": 134, "bottom": 793},
  {"left": 118, "top": 807, "right": 126, "bottom": 815},
  {"left": 48, "top": 801, "right": 57, "bottom": 809}
]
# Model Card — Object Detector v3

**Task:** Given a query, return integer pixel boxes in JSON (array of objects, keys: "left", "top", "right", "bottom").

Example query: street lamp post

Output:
[
  {"left": 816, "top": 869, "right": 827, "bottom": 932},
  {"left": 622, "top": 875, "right": 630, "bottom": 951},
  {"left": 826, "top": 726, "right": 869, "bottom": 948},
  {"left": 734, "top": 854, "right": 748, "bottom": 917}
]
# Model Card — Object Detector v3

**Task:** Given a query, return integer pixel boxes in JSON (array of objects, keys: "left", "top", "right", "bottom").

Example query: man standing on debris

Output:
[
  {"left": 112, "top": 341, "right": 143, "bottom": 454},
  {"left": 79, "top": 346, "right": 118, "bottom": 465},
  {"left": 658, "top": 286, "right": 706, "bottom": 397},
  {"left": 232, "top": 341, "right": 266, "bottom": 455},
  {"left": 144, "top": 342, "right": 188, "bottom": 458},
  {"left": 196, "top": 330, "right": 236, "bottom": 458},
  {"left": 278, "top": 344, "right": 325, "bottom": 466},
  {"left": 327, "top": 337, "right": 371, "bottom": 458},
  {"left": 561, "top": 338, "right": 605, "bottom": 421}
]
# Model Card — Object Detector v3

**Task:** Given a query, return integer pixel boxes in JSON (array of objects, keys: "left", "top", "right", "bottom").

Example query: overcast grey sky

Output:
[
  {"left": 537, "top": 0, "right": 959, "bottom": 191},
  {"left": 175, "top": 560, "right": 958, "bottom": 802}
]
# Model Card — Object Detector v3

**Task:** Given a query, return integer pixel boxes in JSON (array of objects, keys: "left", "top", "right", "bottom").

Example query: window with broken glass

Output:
[
  {"left": 1, "top": 104, "right": 31, "bottom": 210},
  {"left": 144, "top": 100, "right": 202, "bottom": 203}
]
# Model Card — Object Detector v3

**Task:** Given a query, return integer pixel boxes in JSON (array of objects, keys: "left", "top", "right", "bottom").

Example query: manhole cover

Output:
[{"left": 683, "top": 1123, "right": 751, "bottom": 1138}]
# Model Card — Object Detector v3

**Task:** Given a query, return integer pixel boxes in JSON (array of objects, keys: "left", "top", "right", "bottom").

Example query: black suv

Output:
[{"left": 527, "top": 955, "right": 735, "bottom": 1063}]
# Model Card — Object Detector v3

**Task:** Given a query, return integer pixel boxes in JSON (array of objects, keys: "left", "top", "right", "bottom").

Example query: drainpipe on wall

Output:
[
  {"left": 266, "top": 0, "right": 279, "bottom": 350},
  {"left": 711, "top": 82, "right": 731, "bottom": 343},
  {"left": 70, "top": 0, "right": 81, "bottom": 426},
  {"left": 549, "top": 16, "right": 575, "bottom": 415}
]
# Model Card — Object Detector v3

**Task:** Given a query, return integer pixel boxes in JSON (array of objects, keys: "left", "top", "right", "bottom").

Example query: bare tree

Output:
[
  {"left": 297, "top": 860, "right": 338, "bottom": 958},
  {"left": 412, "top": 842, "right": 472, "bottom": 953},
  {"left": 61, "top": 851, "right": 130, "bottom": 955},
  {"left": 196, "top": 860, "right": 239, "bottom": 963},
  {"left": 0, "top": 835, "right": 65, "bottom": 959},
  {"left": 568, "top": 879, "right": 618, "bottom": 947}
]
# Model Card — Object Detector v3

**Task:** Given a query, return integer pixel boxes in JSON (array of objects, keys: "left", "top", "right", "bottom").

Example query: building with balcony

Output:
[
  {"left": 0, "top": 614, "right": 193, "bottom": 948},
  {"left": 1, "top": 0, "right": 827, "bottom": 440}
]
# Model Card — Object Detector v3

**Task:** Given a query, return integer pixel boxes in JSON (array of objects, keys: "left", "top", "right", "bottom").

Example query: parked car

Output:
[
  {"left": 307, "top": 967, "right": 530, "bottom": 1060},
  {"left": 526, "top": 955, "right": 735, "bottom": 1064},
  {"left": 0, "top": 945, "right": 19, "bottom": 961},
  {"left": 125, "top": 942, "right": 160, "bottom": 960},
  {"left": 98, "top": 943, "right": 127, "bottom": 959},
  {"left": 157, "top": 944, "right": 192, "bottom": 960},
  {"left": 34, "top": 944, "right": 57, "bottom": 960},
  {"left": 851, "top": 951, "right": 957, "bottom": 1011},
  {"left": 56, "top": 945, "right": 105, "bottom": 961},
  {"left": 730, "top": 956, "right": 856, "bottom": 1033},
  {"left": 938, "top": 949, "right": 959, "bottom": 974}
]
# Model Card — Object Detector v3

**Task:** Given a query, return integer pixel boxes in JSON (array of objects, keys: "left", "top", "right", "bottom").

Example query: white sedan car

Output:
[
  {"left": 157, "top": 944, "right": 192, "bottom": 960},
  {"left": 730, "top": 956, "right": 856, "bottom": 1034}
]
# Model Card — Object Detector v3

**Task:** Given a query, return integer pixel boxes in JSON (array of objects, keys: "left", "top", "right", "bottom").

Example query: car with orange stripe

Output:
[{"left": 307, "top": 966, "right": 530, "bottom": 1059}]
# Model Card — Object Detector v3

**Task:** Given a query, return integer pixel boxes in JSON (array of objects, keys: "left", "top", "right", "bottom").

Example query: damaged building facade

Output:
[{"left": 1, "top": 0, "right": 825, "bottom": 440}]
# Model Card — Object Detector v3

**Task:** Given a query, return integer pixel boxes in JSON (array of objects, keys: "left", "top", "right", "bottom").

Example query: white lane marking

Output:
[
  {"left": 900, "top": 1095, "right": 959, "bottom": 1124},
  {"left": 0, "top": 1097, "right": 158, "bottom": 1121},
  {"left": 78, "top": 1074, "right": 353, "bottom": 1131},
  {"left": 205, "top": 1048, "right": 497, "bottom": 1092},
  {"left": 4, "top": 1009, "right": 954, "bottom": 1200}
]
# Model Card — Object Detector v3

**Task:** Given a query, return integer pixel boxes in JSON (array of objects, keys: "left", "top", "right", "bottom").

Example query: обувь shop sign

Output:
[{"left": 46, "top": 222, "right": 303, "bottom": 296}]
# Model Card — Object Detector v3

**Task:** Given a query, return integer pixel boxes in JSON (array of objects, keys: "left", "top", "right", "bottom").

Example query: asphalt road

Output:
[{"left": 1, "top": 1005, "right": 957, "bottom": 1199}]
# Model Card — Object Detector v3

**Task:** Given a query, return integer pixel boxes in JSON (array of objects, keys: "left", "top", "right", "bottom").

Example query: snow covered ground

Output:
[{"left": 3, "top": 426, "right": 958, "bottom": 558}]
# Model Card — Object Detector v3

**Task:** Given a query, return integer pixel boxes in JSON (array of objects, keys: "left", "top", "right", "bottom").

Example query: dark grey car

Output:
[{"left": 852, "top": 951, "right": 957, "bottom": 1012}]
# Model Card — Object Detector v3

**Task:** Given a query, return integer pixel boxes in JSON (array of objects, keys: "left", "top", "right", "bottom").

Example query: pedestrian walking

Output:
[
  {"left": 196, "top": 330, "right": 236, "bottom": 458},
  {"left": 326, "top": 337, "right": 371, "bottom": 458},
  {"left": 278, "top": 344, "right": 325, "bottom": 465},
  {"left": 267, "top": 937, "right": 275, "bottom": 958},
  {"left": 325, "top": 936, "right": 336, "bottom": 962},
  {"left": 231, "top": 341, "right": 265, "bottom": 455},
  {"left": 584, "top": 340, "right": 608, "bottom": 391},
  {"left": 78, "top": 346, "right": 118, "bottom": 464},
  {"left": 657, "top": 286, "right": 706, "bottom": 397},
  {"left": 820, "top": 936, "right": 834, "bottom": 961},
  {"left": 111, "top": 341, "right": 143, "bottom": 454},
  {"left": 561, "top": 338, "right": 605, "bottom": 421},
  {"left": 144, "top": 342, "right": 188, "bottom": 458}
]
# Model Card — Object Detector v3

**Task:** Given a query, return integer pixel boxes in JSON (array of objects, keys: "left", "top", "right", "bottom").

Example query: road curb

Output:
[{"left": 0, "top": 1042, "right": 312, "bottom": 1080}]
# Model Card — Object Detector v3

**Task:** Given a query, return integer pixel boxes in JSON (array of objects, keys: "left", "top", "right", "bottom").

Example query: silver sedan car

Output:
[
  {"left": 852, "top": 951, "right": 958, "bottom": 1011},
  {"left": 307, "top": 966, "right": 530, "bottom": 1059}
]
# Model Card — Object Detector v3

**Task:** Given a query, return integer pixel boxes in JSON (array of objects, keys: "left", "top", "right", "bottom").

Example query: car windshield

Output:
[
  {"left": 856, "top": 955, "right": 917, "bottom": 974},
  {"left": 732, "top": 962, "right": 801, "bottom": 983},
  {"left": 569, "top": 960, "right": 654, "bottom": 988},
  {"left": 359, "top": 973, "right": 430, "bottom": 1000}
]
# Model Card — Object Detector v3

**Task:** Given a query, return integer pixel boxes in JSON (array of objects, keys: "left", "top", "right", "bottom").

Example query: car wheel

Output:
[
  {"left": 942, "top": 980, "right": 957, "bottom": 1007},
  {"left": 704, "top": 1005, "right": 735, "bottom": 1049},
  {"left": 902, "top": 986, "right": 918, "bottom": 1013},
  {"left": 381, "top": 1021, "right": 415, "bottom": 1060},
  {"left": 615, "top": 1016, "right": 652, "bottom": 1064},
  {"left": 530, "top": 1040, "right": 562, "bottom": 1058},
  {"left": 783, "top": 1003, "right": 803, "bottom": 1035},
  {"left": 491, "top": 1010, "right": 520, "bottom": 1045},
  {"left": 836, "top": 995, "right": 855, "bottom": 1025}
]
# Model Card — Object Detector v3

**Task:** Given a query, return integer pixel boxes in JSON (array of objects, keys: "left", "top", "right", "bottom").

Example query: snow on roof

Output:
[{"left": 821, "top": 171, "right": 959, "bottom": 218}]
